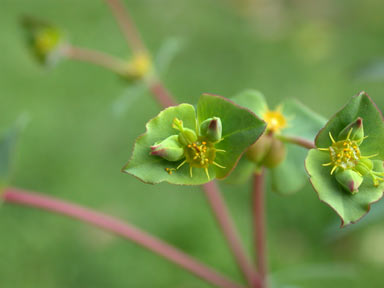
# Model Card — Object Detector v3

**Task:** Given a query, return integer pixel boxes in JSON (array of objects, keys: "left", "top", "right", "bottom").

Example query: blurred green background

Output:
[{"left": 1, "top": 0, "right": 384, "bottom": 287}]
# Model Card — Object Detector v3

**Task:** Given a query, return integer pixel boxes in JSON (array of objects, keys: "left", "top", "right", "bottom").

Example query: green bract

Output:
[
  {"left": 22, "top": 16, "right": 66, "bottom": 66},
  {"left": 230, "top": 90, "right": 326, "bottom": 195},
  {"left": 122, "top": 94, "right": 266, "bottom": 185},
  {"left": 305, "top": 92, "right": 384, "bottom": 227}
]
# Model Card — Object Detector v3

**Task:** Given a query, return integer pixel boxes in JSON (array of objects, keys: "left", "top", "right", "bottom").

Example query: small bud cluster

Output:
[
  {"left": 246, "top": 134, "right": 286, "bottom": 168},
  {"left": 150, "top": 117, "right": 225, "bottom": 179},
  {"left": 123, "top": 52, "right": 152, "bottom": 81},
  {"left": 22, "top": 17, "right": 65, "bottom": 65},
  {"left": 319, "top": 118, "right": 384, "bottom": 194}
]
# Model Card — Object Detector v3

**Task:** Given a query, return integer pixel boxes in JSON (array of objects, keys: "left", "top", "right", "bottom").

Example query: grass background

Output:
[{"left": 1, "top": 0, "right": 384, "bottom": 287}]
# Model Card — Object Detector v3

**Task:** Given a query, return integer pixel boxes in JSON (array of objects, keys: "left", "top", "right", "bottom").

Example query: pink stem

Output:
[
  {"left": 62, "top": 45, "right": 127, "bottom": 74},
  {"left": 278, "top": 135, "right": 315, "bottom": 150},
  {"left": 252, "top": 171, "right": 267, "bottom": 288},
  {"left": 2, "top": 187, "right": 244, "bottom": 288},
  {"left": 203, "top": 182, "right": 261, "bottom": 288},
  {"left": 104, "top": 0, "right": 146, "bottom": 53},
  {"left": 148, "top": 80, "right": 177, "bottom": 108}
]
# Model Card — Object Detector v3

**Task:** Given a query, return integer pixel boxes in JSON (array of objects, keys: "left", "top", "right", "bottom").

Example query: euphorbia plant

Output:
[{"left": 2, "top": 1, "right": 384, "bottom": 288}]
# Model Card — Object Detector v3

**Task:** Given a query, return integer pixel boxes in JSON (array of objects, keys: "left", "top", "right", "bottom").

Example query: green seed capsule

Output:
[
  {"left": 335, "top": 169, "right": 363, "bottom": 194},
  {"left": 262, "top": 137, "right": 286, "bottom": 168},
  {"left": 246, "top": 134, "right": 273, "bottom": 165},
  {"left": 199, "top": 117, "right": 222, "bottom": 143},
  {"left": 355, "top": 158, "right": 373, "bottom": 176},
  {"left": 178, "top": 128, "right": 198, "bottom": 146},
  {"left": 150, "top": 135, "right": 184, "bottom": 161},
  {"left": 338, "top": 117, "right": 364, "bottom": 142}
]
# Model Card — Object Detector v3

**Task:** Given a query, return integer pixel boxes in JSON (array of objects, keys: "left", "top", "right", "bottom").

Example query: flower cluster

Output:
[
  {"left": 150, "top": 117, "right": 225, "bottom": 180},
  {"left": 318, "top": 118, "right": 384, "bottom": 194}
]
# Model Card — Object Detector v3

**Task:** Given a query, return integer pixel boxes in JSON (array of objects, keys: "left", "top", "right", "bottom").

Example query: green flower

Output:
[
  {"left": 22, "top": 16, "right": 66, "bottom": 66},
  {"left": 230, "top": 90, "right": 326, "bottom": 195},
  {"left": 122, "top": 93, "right": 266, "bottom": 185},
  {"left": 305, "top": 92, "right": 384, "bottom": 226}
]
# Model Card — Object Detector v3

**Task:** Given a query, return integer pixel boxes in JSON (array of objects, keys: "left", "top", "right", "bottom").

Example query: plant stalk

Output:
[
  {"left": 203, "top": 181, "right": 261, "bottom": 288},
  {"left": 252, "top": 170, "right": 267, "bottom": 288},
  {"left": 61, "top": 45, "right": 127, "bottom": 75},
  {"left": 278, "top": 135, "right": 316, "bottom": 150},
  {"left": 2, "top": 187, "right": 244, "bottom": 288},
  {"left": 104, "top": 0, "right": 146, "bottom": 53},
  {"left": 36, "top": 1, "right": 256, "bottom": 286}
]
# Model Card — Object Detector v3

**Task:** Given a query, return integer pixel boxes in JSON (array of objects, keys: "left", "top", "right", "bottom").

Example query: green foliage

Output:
[
  {"left": 306, "top": 92, "right": 384, "bottom": 226},
  {"left": 122, "top": 94, "right": 266, "bottom": 185},
  {"left": 231, "top": 90, "right": 326, "bottom": 195}
]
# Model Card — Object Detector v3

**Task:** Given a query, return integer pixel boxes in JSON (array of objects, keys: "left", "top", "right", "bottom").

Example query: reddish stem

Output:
[
  {"left": 62, "top": 45, "right": 127, "bottom": 74},
  {"left": 252, "top": 171, "right": 267, "bottom": 288},
  {"left": 278, "top": 135, "right": 316, "bottom": 150},
  {"left": 203, "top": 182, "right": 261, "bottom": 288},
  {"left": 2, "top": 188, "right": 244, "bottom": 288},
  {"left": 104, "top": 0, "right": 146, "bottom": 53},
  {"left": 148, "top": 80, "right": 177, "bottom": 108}
]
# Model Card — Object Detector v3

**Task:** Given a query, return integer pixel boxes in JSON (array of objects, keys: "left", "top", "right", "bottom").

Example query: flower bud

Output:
[
  {"left": 123, "top": 52, "right": 152, "bottom": 81},
  {"left": 150, "top": 135, "right": 184, "bottom": 161},
  {"left": 355, "top": 158, "right": 373, "bottom": 176},
  {"left": 262, "top": 137, "right": 287, "bottom": 168},
  {"left": 338, "top": 117, "right": 364, "bottom": 142},
  {"left": 335, "top": 169, "right": 363, "bottom": 194},
  {"left": 199, "top": 117, "right": 222, "bottom": 143},
  {"left": 246, "top": 134, "right": 273, "bottom": 164},
  {"left": 22, "top": 16, "right": 65, "bottom": 66}
]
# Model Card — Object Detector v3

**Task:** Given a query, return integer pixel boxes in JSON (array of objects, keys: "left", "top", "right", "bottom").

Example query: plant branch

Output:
[
  {"left": 2, "top": 187, "right": 244, "bottom": 288},
  {"left": 104, "top": 0, "right": 146, "bottom": 53},
  {"left": 203, "top": 182, "right": 261, "bottom": 288},
  {"left": 147, "top": 78, "right": 177, "bottom": 108},
  {"left": 252, "top": 171, "right": 267, "bottom": 288},
  {"left": 61, "top": 45, "right": 127, "bottom": 75},
  {"left": 278, "top": 135, "right": 316, "bottom": 150},
  {"left": 43, "top": 2, "right": 253, "bottom": 286}
]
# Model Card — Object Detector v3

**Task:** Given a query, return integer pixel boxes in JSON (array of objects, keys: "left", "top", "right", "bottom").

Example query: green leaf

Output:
[
  {"left": 197, "top": 94, "right": 266, "bottom": 178},
  {"left": 122, "top": 103, "right": 207, "bottom": 185},
  {"left": 224, "top": 156, "right": 256, "bottom": 185},
  {"left": 271, "top": 143, "right": 309, "bottom": 195},
  {"left": 315, "top": 91, "right": 384, "bottom": 158},
  {"left": 281, "top": 99, "right": 326, "bottom": 141},
  {"left": 306, "top": 149, "right": 384, "bottom": 226},
  {"left": 269, "top": 100, "right": 326, "bottom": 195},
  {"left": 154, "top": 38, "right": 184, "bottom": 75},
  {"left": 231, "top": 89, "right": 268, "bottom": 118}
]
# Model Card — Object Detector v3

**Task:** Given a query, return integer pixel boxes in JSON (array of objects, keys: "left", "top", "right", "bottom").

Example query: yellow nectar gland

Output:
[
  {"left": 165, "top": 140, "right": 226, "bottom": 180},
  {"left": 262, "top": 107, "right": 287, "bottom": 134}
]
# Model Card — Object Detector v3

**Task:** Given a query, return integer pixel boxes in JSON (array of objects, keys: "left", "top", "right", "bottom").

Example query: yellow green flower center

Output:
[
  {"left": 185, "top": 141, "right": 214, "bottom": 168},
  {"left": 329, "top": 138, "right": 361, "bottom": 170},
  {"left": 263, "top": 107, "right": 287, "bottom": 133}
]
